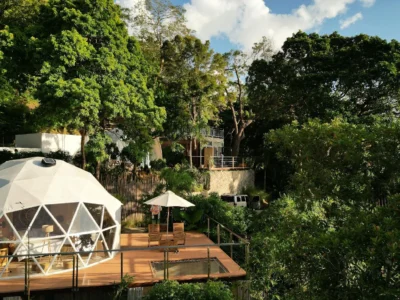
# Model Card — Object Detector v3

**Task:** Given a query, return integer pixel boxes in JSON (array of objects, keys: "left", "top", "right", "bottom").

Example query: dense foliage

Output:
[
  {"left": 144, "top": 280, "right": 233, "bottom": 300},
  {"left": 249, "top": 119, "right": 400, "bottom": 299},
  {"left": 1, "top": 0, "right": 165, "bottom": 168},
  {"left": 247, "top": 32, "right": 400, "bottom": 124}
]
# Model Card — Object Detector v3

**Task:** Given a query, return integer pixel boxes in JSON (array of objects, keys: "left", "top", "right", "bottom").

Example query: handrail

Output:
[
  {"left": 206, "top": 215, "right": 249, "bottom": 244},
  {"left": 0, "top": 242, "right": 243, "bottom": 259}
]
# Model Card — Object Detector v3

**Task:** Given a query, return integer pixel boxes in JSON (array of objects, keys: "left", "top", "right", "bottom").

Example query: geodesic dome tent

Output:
[{"left": 0, "top": 157, "right": 122, "bottom": 278}]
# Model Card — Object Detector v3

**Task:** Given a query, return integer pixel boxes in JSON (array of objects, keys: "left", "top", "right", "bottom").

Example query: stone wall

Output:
[{"left": 207, "top": 169, "right": 255, "bottom": 195}]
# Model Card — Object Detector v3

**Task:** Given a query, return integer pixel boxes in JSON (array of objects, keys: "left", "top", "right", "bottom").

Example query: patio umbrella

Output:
[{"left": 144, "top": 190, "right": 194, "bottom": 238}]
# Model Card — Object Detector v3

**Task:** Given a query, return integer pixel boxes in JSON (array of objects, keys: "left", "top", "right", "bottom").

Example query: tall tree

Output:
[
  {"left": 223, "top": 36, "right": 273, "bottom": 156},
  {"left": 160, "top": 35, "right": 227, "bottom": 167},
  {"left": 0, "top": 0, "right": 44, "bottom": 143},
  {"left": 29, "top": 0, "right": 165, "bottom": 168},
  {"left": 247, "top": 32, "right": 400, "bottom": 124},
  {"left": 130, "top": 0, "right": 192, "bottom": 76}
]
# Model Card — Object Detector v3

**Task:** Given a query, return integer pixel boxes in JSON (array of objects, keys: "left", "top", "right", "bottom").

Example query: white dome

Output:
[
  {"left": 0, "top": 157, "right": 121, "bottom": 215},
  {"left": 0, "top": 157, "right": 122, "bottom": 279}
]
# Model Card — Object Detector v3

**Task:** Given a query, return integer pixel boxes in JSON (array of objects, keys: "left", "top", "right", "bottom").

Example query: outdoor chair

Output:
[
  {"left": 173, "top": 223, "right": 186, "bottom": 245},
  {"left": 148, "top": 224, "right": 161, "bottom": 247},
  {"left": 0, "top": 248, "right": 8, "bottom": 272}
]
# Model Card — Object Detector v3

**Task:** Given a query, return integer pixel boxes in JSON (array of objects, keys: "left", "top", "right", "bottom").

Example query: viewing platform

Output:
[{"left": 0, "top": 232, "right": 247, "bottom": 296}]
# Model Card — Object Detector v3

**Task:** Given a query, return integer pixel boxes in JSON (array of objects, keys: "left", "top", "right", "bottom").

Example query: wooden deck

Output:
[{"left": 0, "top": 232, "right": 246, "bottom": 295}]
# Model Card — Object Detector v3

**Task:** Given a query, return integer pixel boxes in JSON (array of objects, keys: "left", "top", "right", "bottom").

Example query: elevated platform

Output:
[{"left": 0, "top": 232, "right": 246, "bottom": 295}]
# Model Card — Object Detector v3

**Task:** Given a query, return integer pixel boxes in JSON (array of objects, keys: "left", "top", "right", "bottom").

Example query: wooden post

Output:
[
  {"left": 232, "top": 157, "right": 234, "bottom": 168},
  {"left": 207, "top": 247, "right": 210, "bottom": 279},
  {"left": 217, "top": 224, "right": 220, "bottom": 245},
  {"left": 230, "top": 232, "right": 233, "bottom": 258},
  {"left": 120, "top": 252, "right": 124, "bottom": 282}
]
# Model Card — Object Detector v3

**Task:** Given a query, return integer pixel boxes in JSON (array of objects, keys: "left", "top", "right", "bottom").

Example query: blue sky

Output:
[{"left": 168, "top": 0, "right": 397, "bottom": 54}]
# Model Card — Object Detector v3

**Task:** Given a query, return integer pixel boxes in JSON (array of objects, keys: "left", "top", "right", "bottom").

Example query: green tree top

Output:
[
  {"left": 24, "top": 0, "right": 165, "bottom": 166},
  {"left": 159, "top": 35, "right": 227, "bottom": 166},
  {"left": 247, "top": 31, "right": 400, "bottom": 124}
]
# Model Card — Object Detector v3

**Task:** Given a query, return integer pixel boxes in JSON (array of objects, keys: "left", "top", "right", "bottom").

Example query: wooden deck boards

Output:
[{"left": 0, "top": 232, "right": 246, "bottom": 295}]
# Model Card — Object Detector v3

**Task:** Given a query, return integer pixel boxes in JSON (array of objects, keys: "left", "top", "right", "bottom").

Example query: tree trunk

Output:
[
  {"left": 231, "top": 129, "right": 244, "bottom": 157},
  {"left": 95, "top": 160, "right": 101, "bottom": 180},
  {"left": 80, "top": 130, "right": 86, "bottom": 169},
  {"left": 189, "top": 137, "right": 193, "bottom": 168}
]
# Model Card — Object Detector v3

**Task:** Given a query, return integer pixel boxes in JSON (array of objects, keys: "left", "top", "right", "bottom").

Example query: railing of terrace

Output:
[
  {"left": 0, "top": 217, "right": 250, "bottom": 300},
  {"left": 191, "top": 156, "right": 249, "bottom": 169}
]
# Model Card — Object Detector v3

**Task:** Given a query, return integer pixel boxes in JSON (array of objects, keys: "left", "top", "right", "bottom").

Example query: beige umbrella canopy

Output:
[{"left": 144, "top": 191, "right": 194, "bottom": 237}]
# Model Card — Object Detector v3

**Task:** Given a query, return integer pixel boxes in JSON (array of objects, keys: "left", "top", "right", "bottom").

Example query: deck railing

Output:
[{"left": 0, "top": 218, "right": 250, "bottom": 299}]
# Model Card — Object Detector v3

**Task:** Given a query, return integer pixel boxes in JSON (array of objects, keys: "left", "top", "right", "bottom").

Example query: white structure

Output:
[
  {"left": 0, "top": 157, "right": 122, "bottom": 279},
  {"left": 15, "top": 133, "right": 85, "bottom": 156},
  {"left": 105, "top": 128, "right": 163, "bottom": 166}
]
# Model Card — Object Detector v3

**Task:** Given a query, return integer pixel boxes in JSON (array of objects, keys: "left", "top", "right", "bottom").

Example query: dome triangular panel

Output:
[
  {"left": 0, "top": 213, "right": 20, "bottom": 243},
  {"left": 69, "top": 204, "right": 99, "bottom": 234},
  {"left": 29, "top": 207, "right": 64, "bottom": 238},
  {"left": 6, "top": 207, "right": 39, "bottom": 240},
  {"left": 45, "top": 203, "right": 78, "bottom": 233},
  {"left": 102, "top": 208, "right": 116, "bottom": 229}
]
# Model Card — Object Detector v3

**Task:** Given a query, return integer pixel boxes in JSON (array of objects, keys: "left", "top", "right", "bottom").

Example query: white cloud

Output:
[
  {"left": 340, "top": 12, "right": 363, "bottom": 29},
  {"left": 182, "top": 0, "right": 374, "bottom": 51},
  {"left": 360, "top": 0, "right": 376, "bottom": 7}
]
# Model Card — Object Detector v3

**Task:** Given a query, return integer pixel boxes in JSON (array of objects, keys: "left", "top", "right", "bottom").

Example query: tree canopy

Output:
[
  {"left": 159, "top": 35, "right": 227, "bottom": 166},
  {"left": 249, "top": 118, "right": 400, "bottom": 299},
  {"left": 1, "top": 0, "right": 165, "bottom": 166},
  {"left": 247, "top": 31, "right": 400, "bottom": 124}
]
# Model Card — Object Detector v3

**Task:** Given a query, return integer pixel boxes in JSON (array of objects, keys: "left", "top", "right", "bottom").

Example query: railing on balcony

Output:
[
  {"left": 212, "top": 156, "right": 246, "bottom": 169},
  {"left": 191, "top": 156, "right": 248, "bottom": 169},
  {"left": 201, "top": 128, "right": 224, "bottom": 139}
]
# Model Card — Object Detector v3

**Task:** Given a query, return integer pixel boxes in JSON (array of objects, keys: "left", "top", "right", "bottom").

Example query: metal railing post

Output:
[
  {"left": 232, "top": 157, "right": 234, "bottom": 168},
  {"left": 24, "top": 259, "right": 29, "bottom": 298},
  {"left": 72, "top": 255, "right": 75, "bottom": 292},
  {"left": 217, "top": 224, "right": 220, "bottom": 245},
  {"left": 120, "top": 252, "right": 124, "bottom": 282},
  {"left": 230, "top": 232, "right": 233, "bottom": 258},
  {"left": 166, "top": 249, "right": 169, "bottom": 280},
  {"left": 163, "top": 250, "right": 167, "bottom": 280},
  {"left": 207, "top": 217, "right": 210, "bottom": 238},
  {"left": 245, "top": 243, "right": 250, "bottom": 279},
  {"left": 75, "top": 255, "right": 79, "bottom": 292},
  {"left": 207, "top": 247, "right": 210, "bottom": 279}
]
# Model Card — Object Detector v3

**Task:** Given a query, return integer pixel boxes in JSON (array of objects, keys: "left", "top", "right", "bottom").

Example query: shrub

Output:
[
  {"left": 160, "top": 166, "right": 195, "bottom": 194},
  {"left": 150, "top": 159, "right": 167, "bottom": 171},
  {"left": 172, "top": 193, "right": 253, "bottom": 237},
  {"left": 143, "top": 280, "right": 233, "bottom": 300},
  {"left": 162, "top": 143, "right": 186, "bottom": 166}
]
